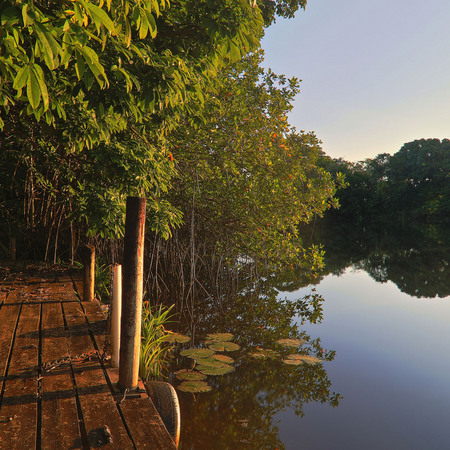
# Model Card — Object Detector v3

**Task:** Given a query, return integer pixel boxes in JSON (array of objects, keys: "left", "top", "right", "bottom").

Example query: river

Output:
[
  {"left": 277, "top": 268, "right": 450, "bottom": 449},
  {"left": 175, "top": 223, "right": 450, "bottom": 449}
]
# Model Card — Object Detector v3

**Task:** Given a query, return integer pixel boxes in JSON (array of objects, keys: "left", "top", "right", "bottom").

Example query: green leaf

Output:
[
  {"left": 205, "top": 333, "right": 234, "bottom": 343},
  {"left": 174, "top": 370, "right": 206, "bottom": 381},
  {"left": 180, "top": 348, "right": 215, "bottom": 359},
  {"left": 85, "top": 2, "right": 116, "bottom": 33},
  {"left": 211, "top": 354, "right": 234, "bottom": 364},
  {"left": 276, "top": 338, "right": 305, "bottom": 348},
  {"left": 33, "top": 21, "right": 62, "bottom": 65},
  {"left": 27, "top": 67, "right": 41, "bottom": 109},
  {"left": 191, "top": 358, "right": 226, "bottom": 368},
  {"left": 208, "top": 341, "right": 240, "bottom": 352},
  {"left": 197, "top": 364, "right": 234, "bottom": 376},
  {"left": 79, "top": 46, "right": 107, "bottom": 87},
  {"left": 283, "top": 354, "right": 322, "bottom": 365},
  {"left": 160, "top": 332, "right": 190, "bottom": 344},
  {"left": 145, "top": 10, "right": 157, "bottom": 38},
  {"left": 75, "top": 50, "right": 85, "bottom": 80},
  {"left": 13, "top": 65, "right": 30, "bottom": 91},
  {"left": 32, "top": 64, "right": 49, "bottom": 109},
  {"left": 248, "top": 348, "right": 280, "bottom": 359}
]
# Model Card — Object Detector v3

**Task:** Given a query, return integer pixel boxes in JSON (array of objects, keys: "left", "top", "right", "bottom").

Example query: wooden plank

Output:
[
  {"left": 4, "top": 287, "right": 20, "bottom": 304},
  {"left": 70, "top": 274, "right": 84, "bottom": 300},
  {"left": 0, "top": 305, "right": 21, "bottom": 399},
  {"left": 119, "top": 396, "right": 177, "bottom": 449},
  {"left": 0, "top": 303, "right": 40, "bottom": 450},
  {"left": 41, "top": 302, "right": 82, "bottom": 450},
  {"left": 63, "top": 302, "right": 134, "bottom": 449},
  {"left": 82, "top": 301, "right": 109, "bottom": 355}
]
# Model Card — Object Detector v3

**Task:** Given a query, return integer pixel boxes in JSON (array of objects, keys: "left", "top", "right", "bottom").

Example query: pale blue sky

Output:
[{"left": 262, "top": 0, "right": 450, "bottom": 161}]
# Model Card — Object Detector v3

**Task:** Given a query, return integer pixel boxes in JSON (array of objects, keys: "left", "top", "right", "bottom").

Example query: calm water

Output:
[
  {"left": 277, "top": 268, "right": 450, "bottom": 449},
  {"left": 176, "top": 224, "right": 450, "bottom": 449}
]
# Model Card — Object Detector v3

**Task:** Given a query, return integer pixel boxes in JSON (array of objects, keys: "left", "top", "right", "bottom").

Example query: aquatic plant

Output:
[
  {"left": 276, "top": 338, "right": 305, "bottom": 347},
  {"left": 178, "top": 381, "right": 212, "bottom": 393},
  {"left": 282, "top": 354, "right": 322, "bottom": 365},
  {"left": 174, "top": 370, "right": 207, "bottom": 381},
  {"left": 140, "top": 304, "right": 177, "bottom": 381},
  {"left": 208, "top": 341, "right": 241, "bottom": 352}
]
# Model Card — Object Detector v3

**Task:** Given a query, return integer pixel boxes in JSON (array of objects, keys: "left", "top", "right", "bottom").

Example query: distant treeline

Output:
[{"left": 320, "top": 138, "right": 450, "bottom": 224}]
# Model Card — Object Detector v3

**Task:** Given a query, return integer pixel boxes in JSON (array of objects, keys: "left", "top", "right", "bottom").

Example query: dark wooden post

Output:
[
  {"left": 119, "top": 197, "right": 146, "bottom": 390},
  {"left": 80, "top": 244, "right": 95, "bottom": 302}
]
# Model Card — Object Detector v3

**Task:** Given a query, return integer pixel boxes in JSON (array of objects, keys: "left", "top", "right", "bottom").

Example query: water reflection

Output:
[
  {"left": 172, "top": 288, "right": 341, "bottom": 449},
  {"left": 308, "top": 221, "right": 450, "bottom": 298},
  {"left": 170, "top": 221, "right": 450, "bottom": 448}
]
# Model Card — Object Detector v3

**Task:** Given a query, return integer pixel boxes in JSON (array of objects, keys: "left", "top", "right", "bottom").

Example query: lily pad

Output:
[
  {"left": 177, "top": 380, "right": 212, "bottom": 393},
  {"left": 205, "top": 333, "right": 234, "bottom": 343},
  {"left": 209, "top": 341, "right": 240, "bottom": 352},
  {"left": 193, "top": 357, "right": 227, "bottom": 368},
  {"left": 276, "top": 338, "right": 305, "bottom": 348},
  {"left": 298, "top": 355, "right": 322, "bottom": 365},
  {"left": 180, "top": 348, "right": 215, "bottom": 359},
  {"left": 283, "top": 354, "right": 322, "bottom": 365},
  {"left": 174, "top": 370, "right": 207, "bottom": 381},
  {"left": 197, "top": 364, "right": 235, "bottom": 376},
  {"left": 248, "top": 348, "right": 279, "bottom": 359},
  {"left": 212, "top": 354, "right": 235, "bottom": 364},
  {"left": 160, "top": 333, "right": 191, "bottom": 344},
  {"left": 282, "top": 358, "right": 303, "bottom": 365}
]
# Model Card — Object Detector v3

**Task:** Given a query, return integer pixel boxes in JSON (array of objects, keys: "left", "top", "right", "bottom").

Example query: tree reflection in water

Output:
[
  {"left": 309, "top": 220, "right": 450, "bottom": 299},
  {"left": 171, "top": 285, "right": 341, "bottom": 449}
]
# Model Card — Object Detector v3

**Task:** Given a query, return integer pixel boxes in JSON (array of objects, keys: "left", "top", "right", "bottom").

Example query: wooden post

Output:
[
  {"left": 111, "top": 264, "right": 122, "bottom": 368},
  {"left": 80, "top": 244, "right": 95, "bottom": 302},
  {"left": 119, "top": 197, "right": 146, "bottom": 390}
]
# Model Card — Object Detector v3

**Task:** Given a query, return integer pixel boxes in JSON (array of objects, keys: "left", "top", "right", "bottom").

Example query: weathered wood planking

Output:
[
  {"left": 82, "top": 301, "right": 109, "bottom": 353},
  {"left": 63, "top": 301, "right": 134, "bottom": 448},
  {"left": 0, "top": 305, "right": 21, "bottom": 398},
  {"left": 40, "top": 302, "right": 82, "bottom": 450},
  {"left": 82, "top": 301, "right": 177, "bottom": 449},
  {"left": 119, "top": 396, "right": 177, "bottom": 450},
  {"left": 0, "top": 268, "right": 178, "bottom": 449},
  {"left": 70, "top": 273, "right": 84, "bottom": 301},
  {"left": 0, "top": 303, "right": 40, "bottom": 450}
]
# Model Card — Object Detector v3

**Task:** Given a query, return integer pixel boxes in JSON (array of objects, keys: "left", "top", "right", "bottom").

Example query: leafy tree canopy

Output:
[
  {"left": 0, "top": 0, "right": 310, "bottom": 250},
  {"left": 322, "top": 138, "right": 450, "bottom": 224}
]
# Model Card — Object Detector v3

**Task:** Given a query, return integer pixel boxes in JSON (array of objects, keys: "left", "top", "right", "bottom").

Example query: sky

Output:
[{"left": 261, "top": 0, "right": 450, "bottom": 162}]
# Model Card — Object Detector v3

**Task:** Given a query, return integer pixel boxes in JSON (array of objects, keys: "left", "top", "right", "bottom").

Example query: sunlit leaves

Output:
[
  {"left": 167, "top": 52, "right": 339, "bottom": 276},
  {"left": 83, "top": 2, "right": 116, "bottom": 34}
]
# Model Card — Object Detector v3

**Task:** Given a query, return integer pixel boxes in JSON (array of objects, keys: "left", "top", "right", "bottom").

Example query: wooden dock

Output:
[{"left": 0, "top": 265, "right": 176, "bottom": 449}]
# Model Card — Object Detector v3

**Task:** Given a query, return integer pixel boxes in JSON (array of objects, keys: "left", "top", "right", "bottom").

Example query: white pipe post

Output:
[{"left": 111, "top": 264, "right": 122, "bottom": 368}]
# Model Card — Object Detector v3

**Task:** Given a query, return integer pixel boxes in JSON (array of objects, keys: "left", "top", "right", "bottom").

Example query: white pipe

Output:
[{"left": 111, "top": 264, "right": 122, "bottom": 368}]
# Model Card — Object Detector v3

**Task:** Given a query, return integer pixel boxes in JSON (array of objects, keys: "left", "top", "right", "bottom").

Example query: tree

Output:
[
  {"left": 0, "top": 0, "right": 311, "bottom": 259},
  {"left": 144, "top": 52, "right": 343, "bottom": 306},
  {"left": 321, "top": 139, "right": 450, "bottom": 224},
  {"left": 388, "top": 139, "right": 450, "bottom": 219}
]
